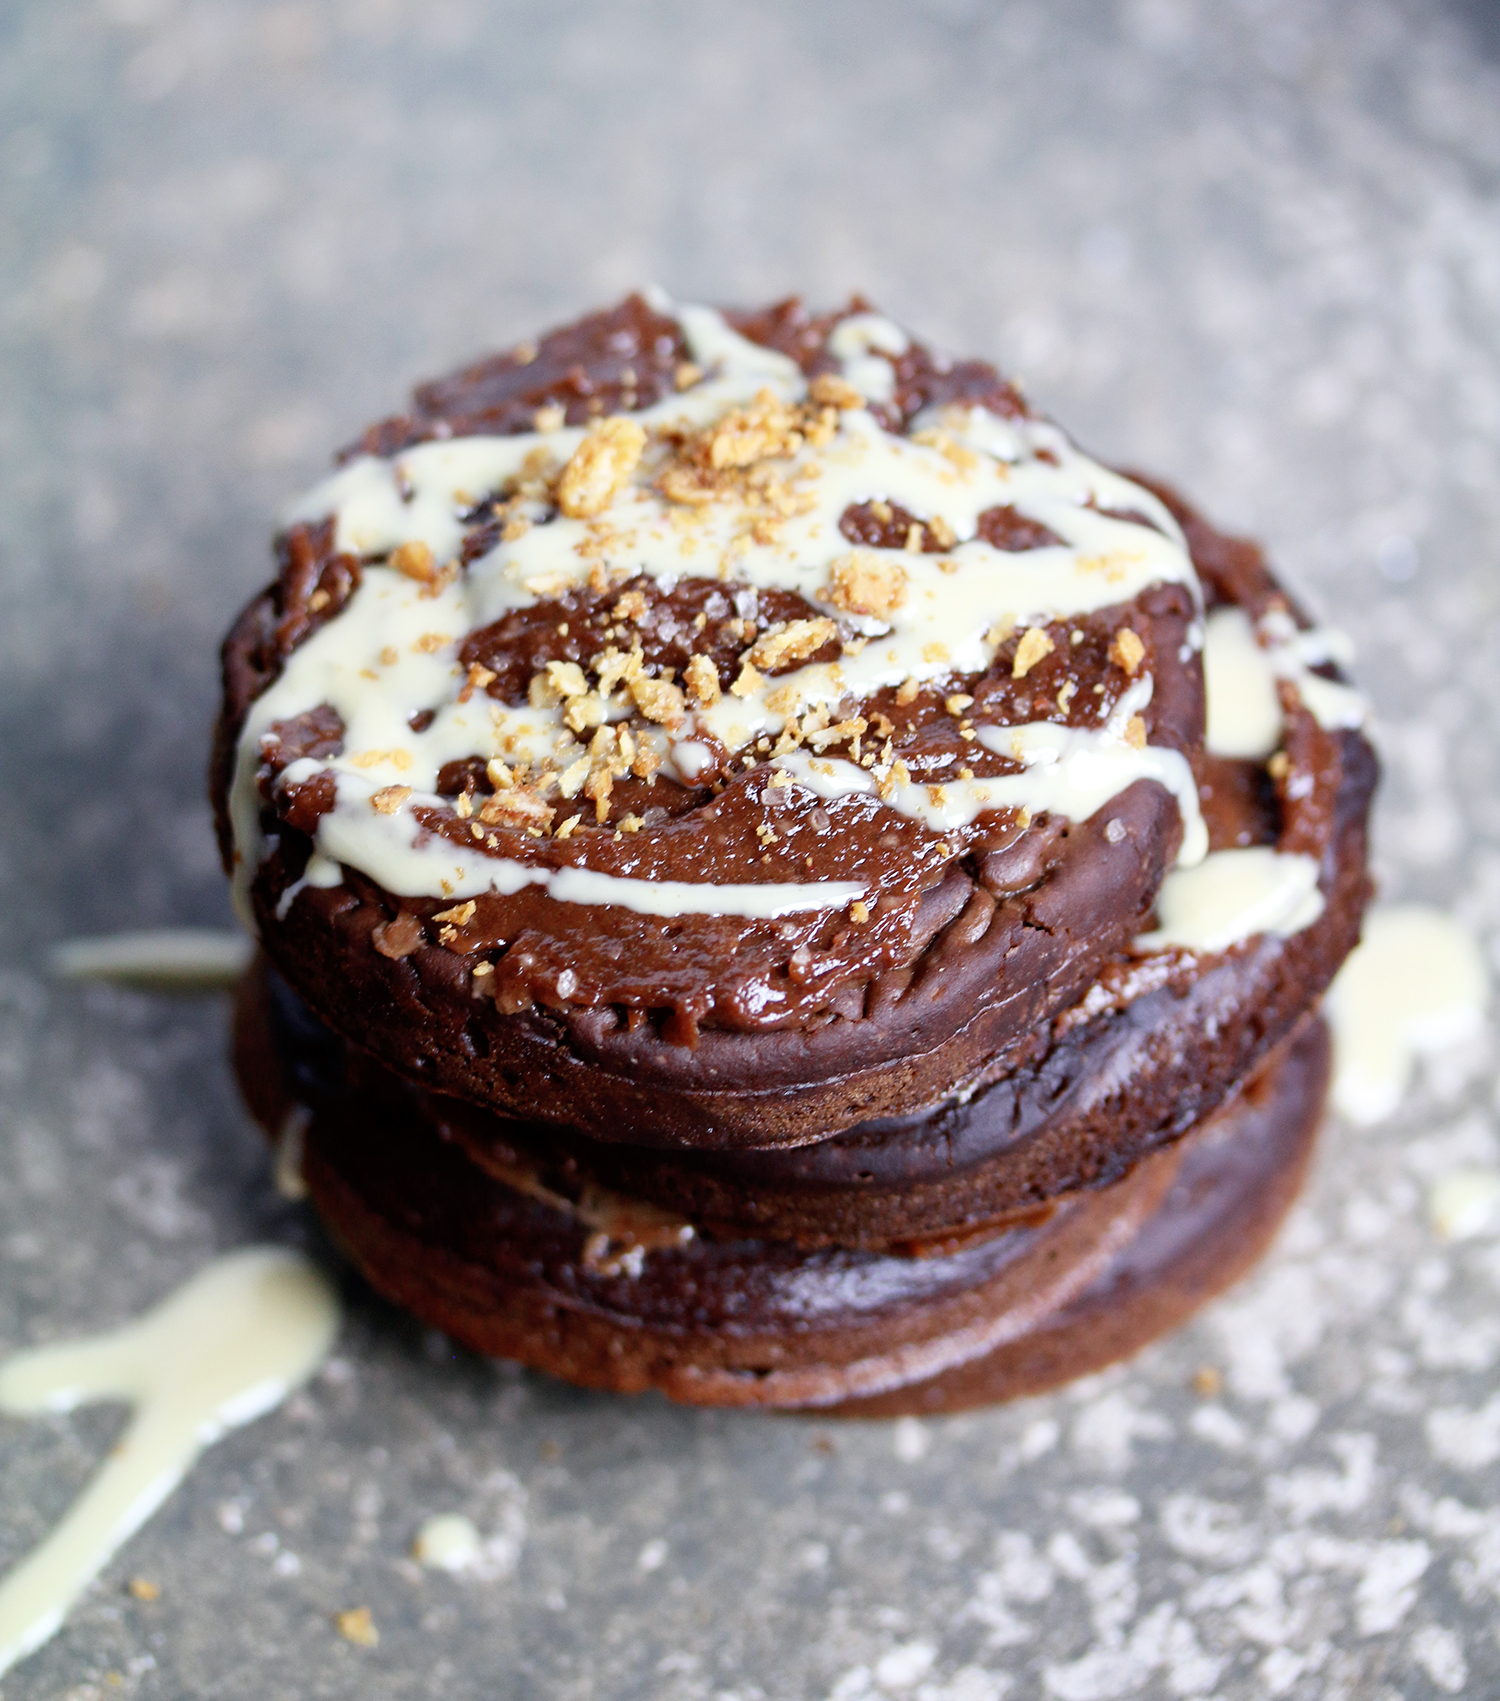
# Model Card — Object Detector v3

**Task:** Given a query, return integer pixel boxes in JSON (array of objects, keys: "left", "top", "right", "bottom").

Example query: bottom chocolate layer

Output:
[
  {"left": 236, "top": 970, "right": 1327, "bottom": 1412},
  {"left": 832, "top": 1016, "right": 1326, "bottom": 1416}
]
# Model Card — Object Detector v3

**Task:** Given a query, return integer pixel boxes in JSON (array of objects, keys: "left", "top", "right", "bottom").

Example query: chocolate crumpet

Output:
[{"left": 217, "top": 293, "right": 1375, "bottom": 1409}]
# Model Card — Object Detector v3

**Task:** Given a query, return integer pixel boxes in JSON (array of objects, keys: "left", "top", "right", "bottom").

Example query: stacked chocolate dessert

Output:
[{"left": 215, "top": 295, "right": 1376, "bottom": 1413}]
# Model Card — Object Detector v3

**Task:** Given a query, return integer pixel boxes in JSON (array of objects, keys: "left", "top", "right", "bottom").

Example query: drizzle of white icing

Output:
[
  {"left": 1326, "top": 904, "right": 1488, "bottom": 1125},
  {"left": 1203, "top": 608, "right": 1282, "bottom": 760},
  {"left": 0, "top": 1249, "right": 340, "bottom": 1678},
  {"left": 828, "top": 311, "right": 910, "bottom": 402},
  {"left": 1258, "top": 608, "right": 1369, "bottom": 733},
  {"left": 233, "top": 300, "right": 1204, "bottom": 920},
  {"left": 775, "top": 675, "right": 1206, "bottom": 862},
  {"left": 50, "top": 930, "right": 252, "bottom": 993},
  {"left": 1202, "top": 605, "right": 1368, "bottom": 760},
  {"left": 1132, "top": 847, "right": 1323, "bottom": 954}
]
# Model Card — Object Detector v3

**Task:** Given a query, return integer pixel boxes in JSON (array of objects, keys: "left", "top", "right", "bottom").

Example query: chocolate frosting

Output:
[{"left": 213, "top": 295, "right": 1209, "bottom": 1145}]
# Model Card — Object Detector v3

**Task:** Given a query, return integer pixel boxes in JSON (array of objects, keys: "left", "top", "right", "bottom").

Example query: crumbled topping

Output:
[
  {"left": 808, "top": 373, "right": 864, "bottom": 410},
  {"left": 1109, "top": 627, "right": 1146, "bottom": 674},
  {"left": 731, "top": 660, "right": 766, "bottom": 698},
  {"left": 479, "top": 786, "right": 556, "bottom": 832},
  {"left": 370, "top": 785, "right": 412, "bottom": 814},
  {"left": 827, "top": 551, "right": 908, "bottom": 619},
  {"left": 390, "top": 540, "right": 437, "bottom": 582},
  {"left": 433, "top": 900, "right": 477, "bottom": 926},
  {"left": 372, "top": 912, "right": 422, "bottom": 959},
  {"left": 556, "top": 416, "right": 647, "bottom": 519},
  {"left": 630, "top": 674, "right": 686, "bottom": 728},
  {"left": 349, "top": 747, "right": 413, "bottom": 771},
  {"left": 1011, "top": 626, "right": 1055, "bottom": 679},
  {"left": 684, "top": 654, "right": 721, "bottom": 706},
  {"left": 910, "top": 428, "right": 979, "bottom": 471},
  {"left": 1124, "top": 715, "right": 1148, "bottom": 749},
  {"left": 335, "top": 1608, "right": 379, "bottom": 1648},
  {"left": 747, "top": 618, "right": 838, "bottom": 671}
]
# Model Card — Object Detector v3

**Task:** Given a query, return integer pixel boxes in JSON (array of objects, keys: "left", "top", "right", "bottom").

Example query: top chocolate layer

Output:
[{"left": 213, "top": 295, "right": 1225, "bottom": 1143}]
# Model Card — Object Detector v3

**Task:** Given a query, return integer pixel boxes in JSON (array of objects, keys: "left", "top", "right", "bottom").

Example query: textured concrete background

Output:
[{"left": 3, "top": 2, "right": 1500, "bottom": 1697}]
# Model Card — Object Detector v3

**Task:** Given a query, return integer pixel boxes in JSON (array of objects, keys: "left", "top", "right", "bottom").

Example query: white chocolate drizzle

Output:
[
  {"left": 777, "top": 675, "right": 1206, "bottom": 860},
  {"left": 1203, "top": 605, "right": 1369, "bottom": 761},
  {"left": 0, "top": 1249, "right": 340, "bottom": 1678},
  {"left": 1326, "top": 905, "right": 1488, "bottom": 1125},
  {"left": 1133, "top": 847, "right": 1324, "bottom": 955},
  {"left": 51, "top": 929, "right": 252, "bottom": 993},
  {"left": 1203, "top": 608, "right": 1283, "bottom": 759},
  {"left": 232, "top": 300, "right": 1206, "bottom": 921}
]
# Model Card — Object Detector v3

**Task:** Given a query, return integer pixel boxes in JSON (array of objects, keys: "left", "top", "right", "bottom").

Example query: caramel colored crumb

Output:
[
  {"left": 827, "top": 550, "right": 908, "bottom": 619},
  {"left": 1011, "top": 625, "right": 1055, "bottom": 679},
  {"left": 557, "top": 416, "right": 647, "bottom": 519},
  {"left": 748, "top": 618, "right": 837, "bottom": 671},
  {"left": 808, "top": 373, "right": 864, "bottom": 409},
  {"left": 630, "top": 674, "right": 686, "bottom": 728},
  {"left": 1124, "top": 715, "right": 1148, "bottom": 749},
  {"left": 127, "top": 1578, "right": 160, "bottom": 1602},
  {"left": 684, "top": 654, "right": 721, "bottom": 706},
  {"left": 1192, "top": 1365, "right": 1223, "bottom": 1398},
  {"left": 1109, "top": 627, "right": 1146, "bottom": 674},
  {"left": 390, "top": 540, "right": 437, "bottom": 583},
  {"left": 373, "top": 912, "right": 423, "bottom": 959},
  {"left": 335, "top": 1607, "right": 379, "bottom": 1648},
  {"left": 369, "top": 784, "right": 412, "bottom": 815}
]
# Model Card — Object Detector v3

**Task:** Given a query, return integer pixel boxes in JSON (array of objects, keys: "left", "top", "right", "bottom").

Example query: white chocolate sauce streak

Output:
[
  {"left": 1204, "top": 605, "right": 1369, "bottom": 760},
  {"left": 0, "top": 1249, "right": 341, "bottom": 1678},
  {"left": 51, "top": 929, "right": 252, "bottom": 993},
  {"left": 1133, "top": 847, "right": 1324, "bottom": 955},
  {"left": 1326, "top": 905, "right": 1488, "bottom": 1126},
  {"left": 231, "top": 297, "right": 1206, "bottom": 925}
]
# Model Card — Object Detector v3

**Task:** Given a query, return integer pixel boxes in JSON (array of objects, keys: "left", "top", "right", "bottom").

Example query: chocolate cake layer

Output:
[
  {"left": 214, "top": 295, "right": 1212, "bottom": 1148},
  {"left": 832, "top": 1017, "right": 1327, "bottom": 1416},
  {"left": 233, "top": 530, "right": 1371, "bottom": 1243},
  {"left": 235, "top": 971, "right": 1325, "bottom": 1409}
]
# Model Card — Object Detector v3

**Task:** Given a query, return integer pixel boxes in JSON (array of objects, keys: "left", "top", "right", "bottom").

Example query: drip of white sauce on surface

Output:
[
  {"left": 0, "top": 1249, "right": 340, "bottom": 1678},
  {"left": 1428, "top": 1170, "right": 1500, "bottom": 1242},
  {"left": 1326, "top": 905, "right": 1488, "bottom": 1125},
  {"left": 1132, "top": 847, "right": 1323, "bottom": 954},
  {"left": 50, "top": 930, "right": 252, "bottom": 993},
  {"left": 234, "top": 299, "right": 1203, "bottom": 921},
  {"left": 412, "top": 1513, "right": 484, "bottom": 1573}
]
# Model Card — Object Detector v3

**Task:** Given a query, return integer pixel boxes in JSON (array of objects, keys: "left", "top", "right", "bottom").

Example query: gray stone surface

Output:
[{"left": 3, "top": 1, "right": 1500, "bottom": 1695}]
